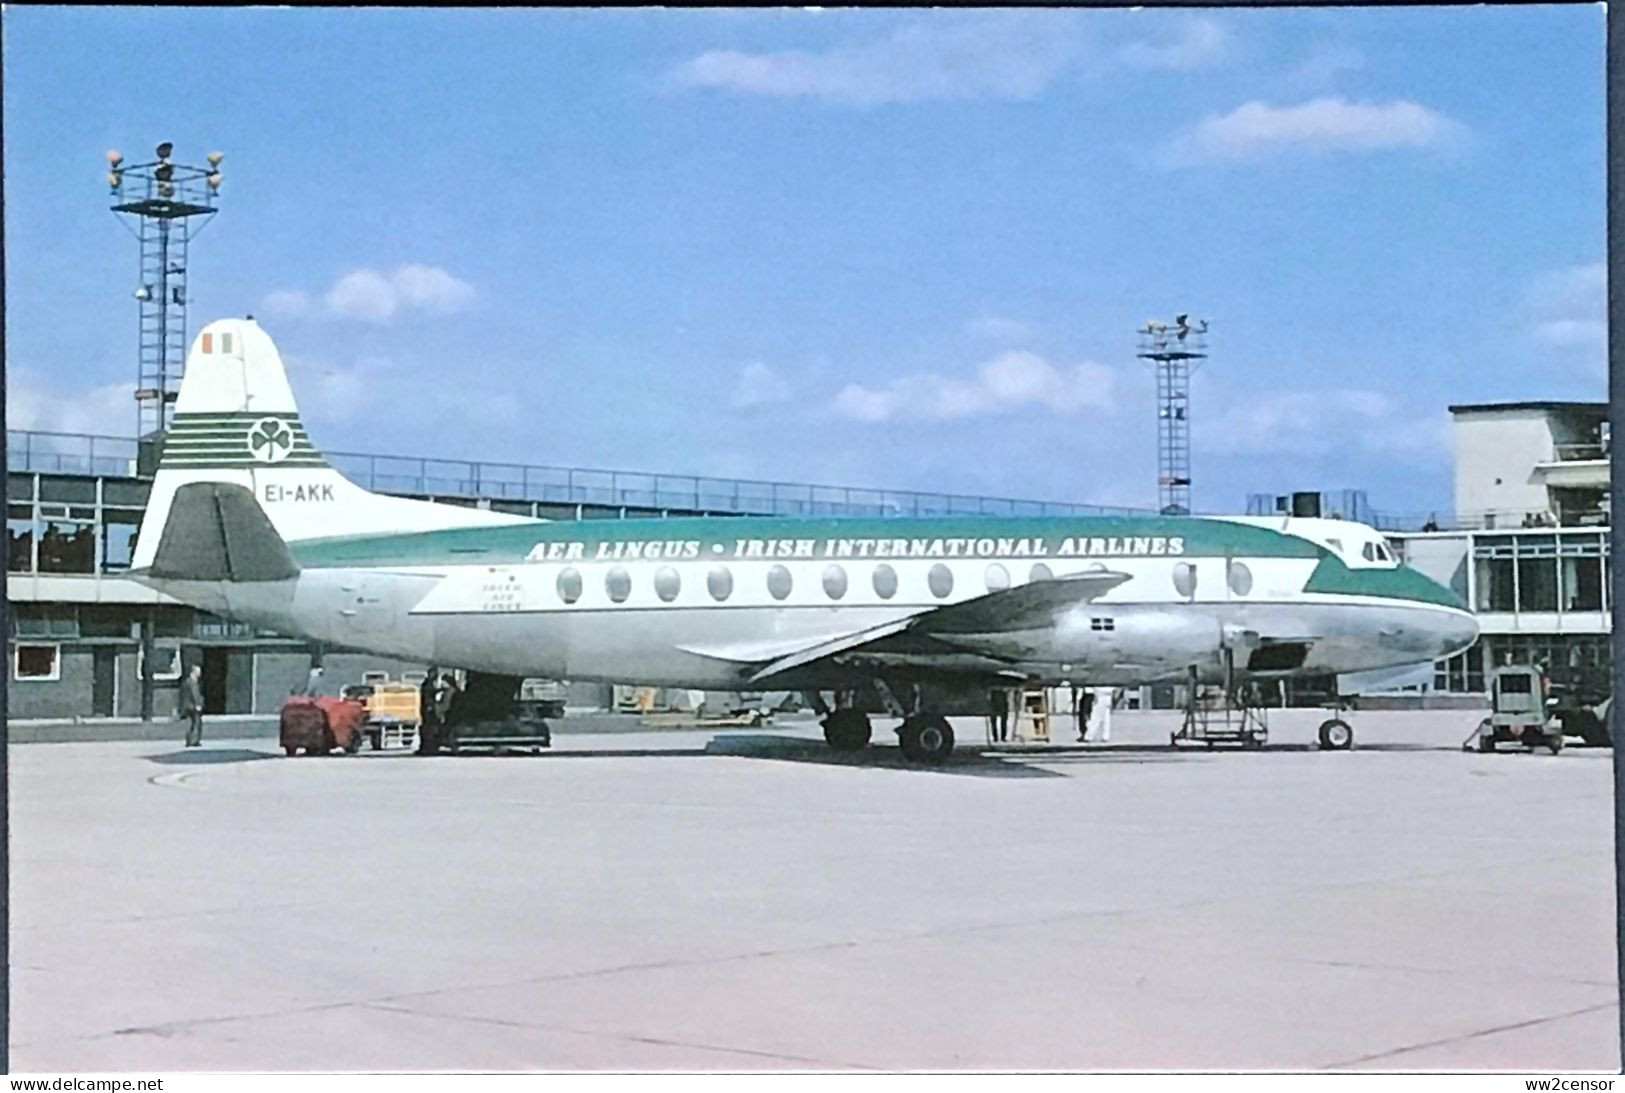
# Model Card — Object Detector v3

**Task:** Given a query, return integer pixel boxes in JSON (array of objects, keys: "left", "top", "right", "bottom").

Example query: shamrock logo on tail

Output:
[{"left": 246, "top": 417, "right": 295, "bottom": 464}]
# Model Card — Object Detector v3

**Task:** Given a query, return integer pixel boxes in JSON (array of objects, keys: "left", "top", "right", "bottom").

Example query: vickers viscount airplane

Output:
[{"left": 130, "top": 318, "right": 1478, "bottom": 762}]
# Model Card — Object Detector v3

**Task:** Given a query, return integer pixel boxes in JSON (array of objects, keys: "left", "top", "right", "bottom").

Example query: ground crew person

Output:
[
  {"left": 303, "top": 664, "right": 325, "bottom": 696},
  {"left": 1076, "top": 687, "right": 1095, "bottom": 743},
  {"left": 987, "top": 687, "right": 1009, "bottom": 743},
  {"left": 417, "top": 668, "right": 442, "bottom": 754},
  {"left": 179, "top": 664, "right": 204, "bottom": 748}
]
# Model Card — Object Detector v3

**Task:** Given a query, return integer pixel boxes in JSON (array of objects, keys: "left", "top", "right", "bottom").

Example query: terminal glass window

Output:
[
  {"left": 13, "top": 644, "right": 60, "bottom": 681},
  {"left": 8, "top": 506, "right": 35, "bottom": 573},
  {"left": 101, "top": 508, "right": 144, "bottom": 571},
  {"left": 1515, "top": 536, "right": 1558, "bottom": 613},
  {"left": 1472, "top": 538, "right": 1515, "bottom": 612},
  {"left": 1433, "top": 644, "right": 1485, "bottom": 695},
  {"left": 872, "top": 564, "right": 898, "bottom": 600},
  {"left": 767, "top": 564, "right": 793, "bottom": 601},
  {"left": 38, "top": 519, "right": 96, "bottom": 574},
  {"left": 141, "top": 642, "right": 183, "bottom": 682},
  {"left": 13, "top": 606, "right": 78, "bottom": 639},
  {"left": 1558, "top": 533, "right": 1605, "bottom": 613},
  {"left": 606, "top": 567, "right": 632, "bottom": 604},
  {"left": 80, "top": 606, "right": 135, "bottom": 640}
]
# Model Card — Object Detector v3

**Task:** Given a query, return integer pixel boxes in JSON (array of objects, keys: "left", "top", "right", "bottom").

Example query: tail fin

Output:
[{"left": 131, "top": 318, "right": 533, "bottom": 571}]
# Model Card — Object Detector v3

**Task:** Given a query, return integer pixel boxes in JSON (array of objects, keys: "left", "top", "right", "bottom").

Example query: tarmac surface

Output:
[{"left": 9, "top": 708, "right": 1619, "bottom": 1072}]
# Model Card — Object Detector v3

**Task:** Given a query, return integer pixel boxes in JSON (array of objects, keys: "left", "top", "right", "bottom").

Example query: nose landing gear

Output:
[{"left": 1316, "top": 716, "right": 1354, "bottom": 751}]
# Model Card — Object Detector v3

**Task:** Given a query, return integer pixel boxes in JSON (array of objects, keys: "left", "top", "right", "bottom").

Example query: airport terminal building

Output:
[
  {"left": 6, "top": 400, "right": 1611, "bottom": 720},
  {"left": 1388, "top": 401, "right": 1611, "bottom": 699}
]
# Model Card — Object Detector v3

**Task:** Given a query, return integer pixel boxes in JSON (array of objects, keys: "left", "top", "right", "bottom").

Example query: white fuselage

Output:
[{"left": 149, "top": 546, "right": 1478, "bottom": 689}]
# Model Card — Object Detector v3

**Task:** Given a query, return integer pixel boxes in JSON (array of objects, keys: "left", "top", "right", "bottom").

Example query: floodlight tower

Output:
[
  {"left": 106, "top": 142, "right": 223, "bottom": 454},
  {"left": 1137, "top": 315, "right": 1209, "bottom": 516}
]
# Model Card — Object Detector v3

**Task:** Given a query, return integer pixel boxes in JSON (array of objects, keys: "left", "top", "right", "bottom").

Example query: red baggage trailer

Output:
[{"left": 279, "top": 696, "right": 369, "bottom": 756}]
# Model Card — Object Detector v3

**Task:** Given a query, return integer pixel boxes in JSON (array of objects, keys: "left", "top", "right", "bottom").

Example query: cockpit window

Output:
[
  {"left": 1376, "top": 543, "right": 1394, "bottom": 563},
  {"left": 1325, "top": 538, "right": 1343, "bottom": 555},
  {"left": 1362, "top": 543, "right": 1378, "bottom": 562}
]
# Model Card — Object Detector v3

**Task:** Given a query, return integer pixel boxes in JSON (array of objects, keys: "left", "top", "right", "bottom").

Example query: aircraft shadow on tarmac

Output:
[
  {"left": 702, "top": 733, "right": 1066, "bottom": 778},
  {"left": 143, "top": 748, "right": 283, "bottom": 766}
]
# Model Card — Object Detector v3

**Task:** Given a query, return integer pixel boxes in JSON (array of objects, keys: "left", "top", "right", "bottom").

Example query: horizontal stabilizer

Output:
[{"left": 148, "top": 482, "right": 300, "bottom": 582}]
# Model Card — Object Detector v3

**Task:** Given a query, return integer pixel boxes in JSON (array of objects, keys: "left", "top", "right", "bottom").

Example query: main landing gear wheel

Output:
[
  {"left": 1317, "top": 718, "right": 1354, "bottom": 751},
  {"left": 822, "top": 709, "right": 873, "bottom": 752},
  {"left": 899, "top": 714, "right": 955, "bottom": 764}
]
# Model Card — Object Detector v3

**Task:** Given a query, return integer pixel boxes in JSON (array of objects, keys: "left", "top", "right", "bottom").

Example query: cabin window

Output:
[
  {"left": 557, "top": 567, "right": 582, "bottom": 604},
  {"left": 13, "top": 644, "right": 59, "bottom": 681},
  {"left": 606, "top": 566, "right": 632, "bottom": 604},
  {"left": 707, "top": 566, "right": 733, "bottom": 602},
  {"left": 985, "top": 563, "right": 1010, "bottom": 592},
  {"left": 767, "top": 564, "right": 793, "bottom": 601},
  {"left": 1228, "top": 560, "right": 1252, "bottom": 597},
  {"left": 928, "top": 563, "right": 953, "bottom": 599},
  {"left": 822, "top": 564, "right": 848, "bottom": 600},
  {"left": 872, "top": 564, "right": 898, "bottom": 600},
  {"left": 1090, "top": 617, "right": 1115, "bottom": 632},
  {"left": 1173, "top": 561, "right": 1198, "bottom": 599},
  {"left": 655, "top": 566, "right": 681, "bottom": 603},
  {"left": 1029, "top": 563, "right": 1053, "bottom": 584}
]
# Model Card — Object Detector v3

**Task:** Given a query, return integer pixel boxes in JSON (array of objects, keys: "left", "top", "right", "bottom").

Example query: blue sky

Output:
[{"left": 3, "top": 7, "right": 1607, "bottom": 518}]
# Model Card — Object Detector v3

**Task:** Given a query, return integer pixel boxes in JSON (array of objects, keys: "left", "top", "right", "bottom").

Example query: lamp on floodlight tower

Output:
[{"left": 106, "top": 140, "right": 224, "bottom": 444}]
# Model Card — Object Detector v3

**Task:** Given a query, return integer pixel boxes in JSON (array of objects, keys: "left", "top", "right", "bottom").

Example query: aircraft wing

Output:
[{"left": 736, "top": 569, "right": 1133, "bottom": 684}]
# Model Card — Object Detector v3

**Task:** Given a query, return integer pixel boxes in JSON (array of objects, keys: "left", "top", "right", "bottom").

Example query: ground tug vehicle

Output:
[{"left": 1468, "top": 664, "right": 1565, "bottom": 755}]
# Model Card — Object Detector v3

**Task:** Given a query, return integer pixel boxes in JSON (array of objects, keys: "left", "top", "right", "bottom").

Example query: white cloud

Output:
[
  {"left": 834, "top": 350, "right": 1115, "bottom": 424},
  {"left": 264, "top": 265, "right": 477, "bottom": 325},
  {"left": 391, "top": 264, "right": 479, "bottom": 315},
  {"left": 965, "top": 316, "right": 1036, "bottom": 343},
  {"left": 1527, "top": 262, "right": 1606, "bottom": 374},
  {"left": 8, "top": 370, "right": 135, "bottom": 436},
  {"left": 259, "top": 289, "right": 312, "bottom": 319},
  {"left": 325, "top": 270, "right": 400, "bottom": 323},
  {"left": 670, "top": 14, "right": 1085, "bottom": 104},
  {"left": 1165, "top": 98, "right": 1464, "bottom": 166},
  {"left": 730, "top": 362, "right": 792, "bottom": 410},
  {"left": 1119, "top": 17, "right": 1230, "bottom": 71},
  {"left": 1198, "top": 387, "right": 1449, "bottom": 459}
]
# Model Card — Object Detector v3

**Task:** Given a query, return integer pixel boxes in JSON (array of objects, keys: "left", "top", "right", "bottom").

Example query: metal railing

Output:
[
  {"left": 1372, "top": 508, "right": 1611, "bottom": 533},
  {"left": 6, "top": 431, "right": 140, "bottom": 478},
  {"left": 1551, "top": 443, "right": 1608, "bottom": 463},
  {"left": 6, "top": 429, "right": 1152, "bottom": 520}
]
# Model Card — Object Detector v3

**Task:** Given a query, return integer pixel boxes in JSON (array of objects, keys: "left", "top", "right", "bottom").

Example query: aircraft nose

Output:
[{"left": 1433, "top": 608, "right": 1479, "bottom": 660}]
